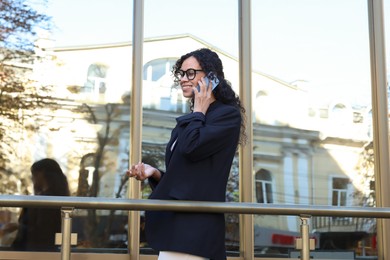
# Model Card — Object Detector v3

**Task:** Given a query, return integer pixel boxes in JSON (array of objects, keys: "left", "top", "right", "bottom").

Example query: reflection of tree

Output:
[
  {"left": 226, "top": 155, "right": 239, "bottom": 202},
  {"left": 76, "top": 102, "right": 123, "bottom": 247},
  {"left": 77, "top": 103, "right": 121, "bottom": 197},
  {"left": 74, "top": 102, "right": 177, "bottom": 248},
  {"left": 354, "top": 141, "right": 377, "bottom": 235},
  {"left": 77, "top": 153, "right": 95, "bottom": 196},
  {"left": 141, "top": 143, "right": 166, "bottom": 198},
  {"left": 225, "top": 154, "right": 240, "bottom": 249},
  {"left": 102, "top": 143, "right": 165, "bottom": 246},
  {"left": 355, "top": 141, "right": 375, "bottom": 207},
  {"left": 0, "top": 0, "right": 59, "bottom": 193}
]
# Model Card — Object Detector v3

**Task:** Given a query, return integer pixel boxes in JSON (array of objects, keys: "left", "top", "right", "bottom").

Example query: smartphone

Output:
[{"left": 196, "top": 72, "right": 220, "bottom": 91}]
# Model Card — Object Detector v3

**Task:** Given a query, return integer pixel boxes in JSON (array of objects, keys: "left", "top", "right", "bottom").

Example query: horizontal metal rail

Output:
[
  {"left": 0, "top": 195, "right": 384, "bottom": 260},
  {"left": 0, "top": 195, "right": 388, "bottom": 218}
]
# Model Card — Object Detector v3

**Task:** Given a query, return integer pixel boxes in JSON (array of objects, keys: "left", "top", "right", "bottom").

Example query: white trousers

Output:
[{"left": 158, "top": 251, "right": 209, "bottom": 260}]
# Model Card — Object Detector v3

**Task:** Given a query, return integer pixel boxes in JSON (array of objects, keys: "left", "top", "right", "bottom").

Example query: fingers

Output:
[
  {"left": 200, "top": 77, "right": 206, "bottom": 90},
  {"left": 197, "top": 77, "right": 212, "bottom": 95},
  {"left": 126, "top": 163, "right": 137, "bottom": 177},
  {"left": 135, "top": 163, "right": 144, "bottom": 180},
  {"left": 126, "top": 162, "right": 145, "bottom": 181}
]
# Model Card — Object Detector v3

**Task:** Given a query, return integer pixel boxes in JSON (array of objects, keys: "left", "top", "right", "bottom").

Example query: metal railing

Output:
[{"left": 0, "top": 195, "right": 388, "bottom": 260}]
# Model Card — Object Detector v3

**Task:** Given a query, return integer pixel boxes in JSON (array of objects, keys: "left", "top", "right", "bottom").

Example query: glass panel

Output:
[
  {"left": 251, "top": 0, "right": 376, "bottom": 258},
  {"left": 332, "top": 191, "right": 338, "bottom": 206},
  {"left": 0, "top": 0, "right": 133, "bottom": 253},
  {"left": 340, "top": 192, "right": 347, "bottom": 207},
  {"left": 265, "top": 183, "right": 273, "bottom": 204},
  {"left": 141, "top": 0, "right": 239, "bottom": 257},
  {"left": 256, "top": 182, "right": 265, "bottom": 203}
]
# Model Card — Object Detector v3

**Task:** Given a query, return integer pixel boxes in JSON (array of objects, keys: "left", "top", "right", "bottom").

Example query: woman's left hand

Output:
[{"left": 126, "top": 162, "right": 160, "bottom": 181}]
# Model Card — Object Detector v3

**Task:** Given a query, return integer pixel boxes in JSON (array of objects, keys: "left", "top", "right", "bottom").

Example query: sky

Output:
[{"left": 42, "top": 0, "right": 390, "bottom": 106}]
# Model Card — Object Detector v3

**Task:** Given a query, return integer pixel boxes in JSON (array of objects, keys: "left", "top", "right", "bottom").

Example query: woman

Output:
[
  {"left": 128, "top": 48, "right": 246, "bottom": 260},
  {"left": 11, "top": 158, "right": 70, "bottom": 251}
]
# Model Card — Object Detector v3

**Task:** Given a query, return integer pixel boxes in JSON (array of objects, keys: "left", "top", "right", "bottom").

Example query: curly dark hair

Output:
[
  {"left": 172, "top": 48, "right": 247, "bottom": 146},
  {"left": 31, "top": 158, "right": 70, "bottom": 196}
]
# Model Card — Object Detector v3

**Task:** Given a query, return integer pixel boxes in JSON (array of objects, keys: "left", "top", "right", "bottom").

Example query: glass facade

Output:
[
  {"left": 0, "top": 0, "right": 389, "bottom": 259},
  {"left": 251, "top": 0, "right": 376, "bottom": 257}
]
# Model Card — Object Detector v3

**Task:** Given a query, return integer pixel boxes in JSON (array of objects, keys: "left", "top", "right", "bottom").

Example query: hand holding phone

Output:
[{"left": 196, "top": 72, "right": 219, "bottom": 91}]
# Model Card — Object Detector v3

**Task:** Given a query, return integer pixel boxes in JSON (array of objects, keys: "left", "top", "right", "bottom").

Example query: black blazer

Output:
[{"left": 145, "top": 100, "right": 241, "bottom": 260}]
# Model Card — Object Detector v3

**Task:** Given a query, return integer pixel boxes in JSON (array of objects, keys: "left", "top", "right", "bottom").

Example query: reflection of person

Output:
[
  {"left": 7, "top": 158, "right": 70, "bottom": 251},
  {"left": 127, "top": 48, "right": 246, "bottom": 260}
]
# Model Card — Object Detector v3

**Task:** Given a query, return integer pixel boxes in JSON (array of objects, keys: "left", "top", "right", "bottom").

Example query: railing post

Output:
[
  {"left": 61, "top": 207, "right": 74, "bottom": 260},
  {"left": 300, "top": 215, "right": 311, "bottom": 260}
]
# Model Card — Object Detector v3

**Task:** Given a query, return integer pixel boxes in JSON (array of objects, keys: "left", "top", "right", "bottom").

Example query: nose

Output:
[{"left": 180, "top": 74, "right": 189, "bottom": 82}]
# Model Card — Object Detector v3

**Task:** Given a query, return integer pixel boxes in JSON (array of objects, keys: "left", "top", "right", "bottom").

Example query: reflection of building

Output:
[{"left": 32, "top": 34, "right": 373, "bottom": 249}]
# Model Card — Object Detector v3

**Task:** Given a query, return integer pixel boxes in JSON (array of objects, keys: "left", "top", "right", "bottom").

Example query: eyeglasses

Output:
[{"left": 175, "top": 69, "right": 203, "bottom": 80}]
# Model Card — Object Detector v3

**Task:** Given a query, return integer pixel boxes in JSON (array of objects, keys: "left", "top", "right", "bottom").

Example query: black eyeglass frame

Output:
[{"left": 176, "top": 69, "right": 203, "bottom": 80}]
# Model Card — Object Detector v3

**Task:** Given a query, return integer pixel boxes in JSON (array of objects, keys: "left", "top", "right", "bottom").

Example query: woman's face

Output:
[{"left": 179, "top": 56, "right": 206, "bottom": 98}]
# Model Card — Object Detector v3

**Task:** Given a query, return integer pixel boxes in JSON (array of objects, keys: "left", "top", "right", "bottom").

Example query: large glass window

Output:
[
  {"left": 141, "top": 0, "right": 240, "bottom": 256},
  {"left": 332, "top": 177, "right": 350, "bottom": 207},
  {"left": 143, "top": 58, "right": 176, "bottom": 82},
  {"left": 255, "top": 169, "right": 273, "bottom": 204},
  {"left": 1, "top": 0, "right": 388, "bottom": 259},
  {"left": 83, "top": 63, "right": 109, "bottom": 96},
  {"left": 251, "top": 0, "right": 375, "bottom": 257},
  {"left": 142, "top": 58, "right": 187, "bottom": 112},
  {"left": 0, "top": 0, "right": 133, "bottom": 253}
]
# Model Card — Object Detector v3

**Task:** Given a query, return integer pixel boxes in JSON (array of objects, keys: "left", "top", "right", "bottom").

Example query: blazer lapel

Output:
[{"left": 166, "top": 129, "right": 178, "bottom": 166}]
